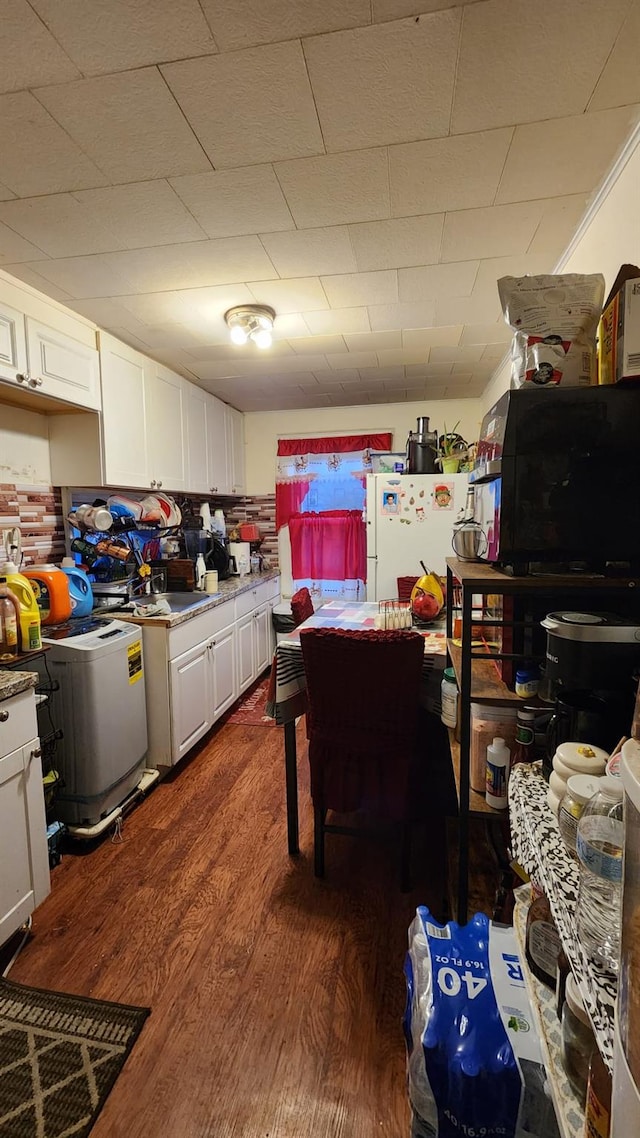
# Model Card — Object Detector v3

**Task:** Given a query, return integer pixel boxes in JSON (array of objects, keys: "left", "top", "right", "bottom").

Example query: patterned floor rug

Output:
[
  {"left": 0, "top": 977, "right": 149, "bottom": 1138},
  {"left": 225, "top": 677, "right": 278, "bottom": 727}
]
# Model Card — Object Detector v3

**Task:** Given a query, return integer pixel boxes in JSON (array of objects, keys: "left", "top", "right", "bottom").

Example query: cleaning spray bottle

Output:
[{"left": 2, "top": 560, "right": 42, "bottom": 651}]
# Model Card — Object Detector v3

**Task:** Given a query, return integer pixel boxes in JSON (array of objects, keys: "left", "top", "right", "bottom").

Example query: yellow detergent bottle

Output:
[{"left": 2, "top": 560, "right": 42, "bottom": 652}]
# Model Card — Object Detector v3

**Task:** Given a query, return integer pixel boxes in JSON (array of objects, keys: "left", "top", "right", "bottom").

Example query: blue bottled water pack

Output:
[{"left": 404, "top": 908, "right": 560, "bottom": 1138}]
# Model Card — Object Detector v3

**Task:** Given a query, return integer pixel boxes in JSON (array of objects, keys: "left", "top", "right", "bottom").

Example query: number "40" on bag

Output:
[{"left": 437, "top": 966, "right": 488, "bottom": 1001}]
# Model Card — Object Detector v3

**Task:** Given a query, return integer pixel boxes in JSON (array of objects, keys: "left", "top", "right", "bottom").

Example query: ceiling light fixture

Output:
[{"left": 224, "top": 305, "right": 276, "bottom": 350}]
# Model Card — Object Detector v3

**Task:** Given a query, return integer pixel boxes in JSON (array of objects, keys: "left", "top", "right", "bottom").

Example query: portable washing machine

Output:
[{"left": 37, "top": 618, "right": 148, "bottom": 826}]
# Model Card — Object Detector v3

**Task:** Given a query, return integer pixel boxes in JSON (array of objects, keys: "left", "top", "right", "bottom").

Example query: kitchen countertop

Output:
[
  {"left": 0, "top": 669, "right": 39, "bottom": 702},
  {"left": 109, "top": 569, "right": 281, "bottom": 628}
]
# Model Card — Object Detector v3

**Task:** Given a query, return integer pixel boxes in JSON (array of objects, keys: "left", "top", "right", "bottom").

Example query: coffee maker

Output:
[{"left": 541, "top": 610, "right": 640, "bottom": 773}]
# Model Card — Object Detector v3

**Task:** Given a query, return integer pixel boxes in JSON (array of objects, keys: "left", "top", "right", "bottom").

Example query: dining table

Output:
[{"left": 265, "top": 600, "right": 447, "bottom": 855}]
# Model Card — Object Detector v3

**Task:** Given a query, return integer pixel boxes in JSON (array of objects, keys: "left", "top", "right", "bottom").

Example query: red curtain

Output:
[
  {"left": 274, "top": 478, "right": 313, "bottom": 532},
  {"left": 277, "top": 433, "right": 391, "bottom": 457},
  {"left": 289, "top": 511, "right": 366, "bottom": 583}
]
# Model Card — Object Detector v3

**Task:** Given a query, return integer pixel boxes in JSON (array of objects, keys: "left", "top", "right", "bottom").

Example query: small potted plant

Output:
[{"left": 438, "top": 422, "right": 467, "bottom": 474}]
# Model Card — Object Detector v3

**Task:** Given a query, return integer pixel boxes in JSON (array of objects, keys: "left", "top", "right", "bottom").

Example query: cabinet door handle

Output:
[
  {"left": 15, "top": 372, "right": 29, "bottom": 385},
  {"left": 157, "top": 480, "right": 163, "bottom": 488},
  {"left": 150, "top": 479, "right": 156, "bottom": 488},
  {"left": 0, "top": 709, "right": 8, "bottom": 722},
  {"left": 28, "top": 375, "right": 43, "bottom": 388},
  {"left": 31, "top": 747, "right": 42, "bottom": 759}
]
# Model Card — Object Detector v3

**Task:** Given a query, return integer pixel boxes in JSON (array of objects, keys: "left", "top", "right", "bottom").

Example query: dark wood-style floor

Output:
[{"left": 8, "top": 711, "right": 492, "bottom": 1137}]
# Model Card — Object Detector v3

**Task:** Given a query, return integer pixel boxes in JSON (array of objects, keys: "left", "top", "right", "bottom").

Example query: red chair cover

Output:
[
  {"left": 291, "top": 587, "right": 314, "bottom": 627},
  {"left": 299, "top": 627, "right": 425, "bottom": 821}
]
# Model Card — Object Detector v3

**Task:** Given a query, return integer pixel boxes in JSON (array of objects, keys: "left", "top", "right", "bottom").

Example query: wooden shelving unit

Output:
[
  {"left": 445, "top": 555, "right": 640, "bottom": 925},
  {"left": 447, "top": 729, "right": 498, "bottom": 817}
]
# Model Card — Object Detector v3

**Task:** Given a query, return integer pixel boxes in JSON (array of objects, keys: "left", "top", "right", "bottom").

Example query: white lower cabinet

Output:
[
  {"left": 140, "top": 576, "right": 279, "bottom": 769},
  {"left": 211, "top": 623, "right": 237, "bottom": 719},
  {"left": 237, "top": 613, "right": 255, "bottom": 695},
  {"left": 0, "top": 689, "right": 50, "bottom": 946},
  {"left": 170, "top": 640, "right": 213, "bottom": 763}
]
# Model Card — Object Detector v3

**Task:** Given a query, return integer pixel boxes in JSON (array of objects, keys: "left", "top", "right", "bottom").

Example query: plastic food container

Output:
[
  {"left": 515, "top": 665, "right": 540, "bottom": 698},
  {"left": 558, "top": 774, "right": 601, "bottom": 856},
  {"left": 470, "top": 703, "right": 518, "bottom": 792}
]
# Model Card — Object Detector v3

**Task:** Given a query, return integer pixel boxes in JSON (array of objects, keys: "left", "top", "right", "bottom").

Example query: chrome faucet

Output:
[{"left": 127, "top": 570, "right": 167, "bottom": 598}]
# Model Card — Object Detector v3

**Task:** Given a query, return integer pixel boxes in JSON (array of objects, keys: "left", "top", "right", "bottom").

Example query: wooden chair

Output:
[
  {"left": 291, "top": 587, "right": 314, "bottom": 627},
  {"left": 299, "top": 626, "right": 425, "bottom": 888}
]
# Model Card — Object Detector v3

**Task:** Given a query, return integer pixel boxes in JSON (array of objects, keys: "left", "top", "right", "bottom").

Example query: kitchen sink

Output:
[{"left": 145, "top": 592, "right": 210, "bottom": 612}]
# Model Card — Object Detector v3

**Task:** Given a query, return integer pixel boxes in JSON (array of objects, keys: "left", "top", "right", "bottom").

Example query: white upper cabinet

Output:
[
  {"left": 185, "top": 383, "right": 210, "bottom": 495},
  {"left": 207, "top": 392, "right": 230, "bottom": 495},
  {"left": 100, "top": 333, "right": 150, "bottom": 489},
  {"left": 26, "top": 319, "right": 100, "bottom": 410},
  {"left": 0, "top": 300, "right": 28, "bottom": 384},
  {"left": 0, "top": 291, "right": 99, "bottom": 411},
  {"left": 225, "top": 404, "right": 246, "bottom": 496},
  {"left": 147, "top": 364, "right": 186, "bottom": 492}
]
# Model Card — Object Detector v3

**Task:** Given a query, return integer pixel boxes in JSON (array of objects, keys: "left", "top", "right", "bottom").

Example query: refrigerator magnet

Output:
[
  {"left": 432, "top": 482, "right": 454, "bottom": 510},
  {"left": 382, "top": 489, "right": 399, "bottom": 515}
]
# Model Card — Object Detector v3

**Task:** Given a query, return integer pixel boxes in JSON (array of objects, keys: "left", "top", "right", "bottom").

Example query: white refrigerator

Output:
[{"left": 366, "top": 472, "right": 469, "bottom": 601}]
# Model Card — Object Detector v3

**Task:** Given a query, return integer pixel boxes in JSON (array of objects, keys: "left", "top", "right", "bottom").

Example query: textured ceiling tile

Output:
[
  {"left": 304, "top": 9, "right": 460, "bottom": 151},
  {"left": 327, "top": 352, "right": 379, "bottom": 370},
  {"left": 590, "top": 4, "right": 640, "bottom": 111},
  {"left": 390, "top": 128, "right": 513, "bottom": 217},
  {"left": 0, "top": 194, "right": 126, "bottom": 258},
  {"left": 373, "top": 0, "right": 483, "bottom": 18},
  {"left": 117, "top": 292, "right": 194, "bottom": 325},
  {"left": 0, "top": 92, "right": 107, "bottom": 197},
  {"left": 459, "top": 323, "right": 511, "bottom": 346},
  {"left": 482, "top": 343, "right": 508, "bottom": 363},
  {"left": 303, "top": 308, "right": 371, "bottom": 336},
  {"left": 471, "top": 253, "right": 557, "bottom": 300},
  {"left": 162, "top": 43, "right": 323, "bottom": 168},
  {"left": 321, "top": 270, "right": 397, "bottom": 307},
  {"left": 271, "top": 314, "right": 312, "bottom": 340},
  {"left": 451, "top": 0, "right": 630, "bottom": 134},
  {"left": 429, "top": 343, "right": 482, "bottom": 363},
  {"left": 0, "top": 183, "right": 16, "bottom": 201},
  {"left": 0, "top": 0, "right": 80, "bottom": 94},
  {"left": 0, "top": 222, "right": 48, "bottom": 264},
  {"left": 496, "top": 106, "right": 640, "bottom": 203},
  {"left": 349, "top": 215, "right": 443, "bottom": 272},
  {"left": 435, "top": 293, "right": 502, "bottom": 326},
  {"left": 248, "top": 277, "right": 328, "bottom": 313},
  {"left": 441, "top": 202, "right": 544, "bottom": 262},
  {"left": 170, "top": 167, "right": 294, "bottom": 239},
  {"left": 398, "top": 261, "right": 478, "bottom": 302},
  {"left": 18, "top": 255, "right": 138, "bottom": 298},
  {"left": 104, "top": 237, "right": 278, "bottom": 293},
  {"left": 376, "top": 348, "right": 436, "bottom": 366},
  {"left": 36, "top": 69, "right": 210, "bottom": 184},
  {"left": 172, "top": 284, "right": 257, "bottom": 327},
  {"left": 260, "top": 227, "right": 356, "bottom": 277},
  {"left": 276, "top": 149, "right": 389, "bottom": 228},
  {"left": 30, "top": 0, "right": 216, "bottom": 75},
  {"left": 405, "top": 362, "right": 453, "bottom": 377},
  {"left": 343, "top": 331, "right": 402, "bottom": 352},
  {"left": 74, "top": 182, "right": 207, "bottom": 249},
  {"left": 368, "top": 300, "right": 436, "bottom": 332},
  {"left": 361, "top": 365, "right": 405, "bottom": 380},
  {"left": 402, "top": 326, "right": 463, "bottom": 350},
  {"left": 201, "top": 0, "right": 370, "bottom": 51},
  {"left": 0, "top": 263, "right": 72, "bottom": 301},
  {"left": 527, "top": 195, "right": 590, "bottom": 260},
  {"left": 290, "top": 335, "right": 347, "bottom": 355},
  {"left": 313, "top": 369, "right": 362, "bottom": 384}
]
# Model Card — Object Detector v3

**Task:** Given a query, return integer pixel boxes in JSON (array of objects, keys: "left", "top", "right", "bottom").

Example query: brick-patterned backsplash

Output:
[
  {"left": 0, "top": 484, "right": 277, "bottom": 569},
  {"left": 0, "top": 484, "right": 65, "bottom": 566},
  {"left": 183, "top": 493, "right": 277, "bottom": 567}
]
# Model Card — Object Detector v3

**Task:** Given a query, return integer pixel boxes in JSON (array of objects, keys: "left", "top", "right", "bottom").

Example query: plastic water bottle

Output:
[
  {"left": 576, "top": 776, "right": 624, "bottom": 973},
  {"left": 485, "top": 737, "right": 510, "bottom": 809}
]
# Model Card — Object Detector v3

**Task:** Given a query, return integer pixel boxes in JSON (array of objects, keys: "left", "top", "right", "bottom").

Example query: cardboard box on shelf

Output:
[{"left": 598, "top": 266, "right": 640, "bottom": 384}]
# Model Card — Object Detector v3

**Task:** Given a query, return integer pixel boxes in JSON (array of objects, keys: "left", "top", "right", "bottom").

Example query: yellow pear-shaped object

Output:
[{"left": 410, "top": 571, "right": 444, "bottom": 623}]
